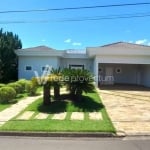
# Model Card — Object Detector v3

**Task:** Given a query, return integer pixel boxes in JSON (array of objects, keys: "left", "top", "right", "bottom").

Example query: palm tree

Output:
[
  {"left": 51, "top": 67, "right": 62, "bottom": 100},
  {"left": 43, "top": 82, "right": 51, "bottom": 105},
  {"left": 62, "top": 68, "right": 95, "bottom": 101}
]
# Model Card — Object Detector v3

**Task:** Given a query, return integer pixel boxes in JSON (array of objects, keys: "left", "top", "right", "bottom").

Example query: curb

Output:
[{"left": 0, "top": 131, "right": 122, "bottom": 138}]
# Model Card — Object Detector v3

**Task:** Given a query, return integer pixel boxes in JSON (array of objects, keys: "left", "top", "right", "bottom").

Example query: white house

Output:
[{"left": 15, "top": 42, "right": 150, "bottom": 87}]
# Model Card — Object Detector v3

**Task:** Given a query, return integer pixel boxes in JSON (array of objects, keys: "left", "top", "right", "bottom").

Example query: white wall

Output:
[
  {"left": 96, "top": 55, "right": 150, "bottom": 64},
  {"left": 18, "top": 56, "right": 59, "bottom": 79},
  {"left": 141, "top": 65, "right": 150, "bottom": 87}
]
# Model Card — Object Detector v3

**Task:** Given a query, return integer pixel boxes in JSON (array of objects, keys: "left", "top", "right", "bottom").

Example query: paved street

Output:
[{"left": 0, "top": 136, "right": 150, "bottom": 150}]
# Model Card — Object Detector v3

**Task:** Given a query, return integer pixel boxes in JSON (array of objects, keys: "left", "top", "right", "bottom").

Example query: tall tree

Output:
[{"left": 0, "top": 28, "right": 22, "bottom": 82}]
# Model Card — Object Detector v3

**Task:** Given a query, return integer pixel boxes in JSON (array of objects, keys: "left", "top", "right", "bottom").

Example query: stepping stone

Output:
[
  {"left": 71, "top": 112, "right": 84, "bottom": 120},
  {"left": 52, "top": 112, "right": 67, "bottom": 120},
  {"left": 34, "top": 113, "right": 49, "bottom": 119},
  {"left": 17, "top": 111, "right": 34, "bottom": 120},
  {"left": 89, "top": 112, "right": 103, "bottom": 120}
]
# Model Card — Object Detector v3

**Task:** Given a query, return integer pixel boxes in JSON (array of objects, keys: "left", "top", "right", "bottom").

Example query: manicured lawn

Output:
[
  {"left": 0, "top": 93, "right": 28, "bottom": 112},
  {"left": 0, "top": 90, "right": 115, "bottom": 133}
]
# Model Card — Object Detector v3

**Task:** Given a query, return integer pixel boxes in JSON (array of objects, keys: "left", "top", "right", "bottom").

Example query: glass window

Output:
[
  {"left": 25, "top": 66, "right": 32, "bottom": 71},
  {"left": 116, "top": 68, "right": 122, "bottom": 74}
]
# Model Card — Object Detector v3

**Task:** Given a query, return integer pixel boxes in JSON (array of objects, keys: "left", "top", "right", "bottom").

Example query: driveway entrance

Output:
[{"left": 99, "top": 85, "right": 150, "bottom": 135}]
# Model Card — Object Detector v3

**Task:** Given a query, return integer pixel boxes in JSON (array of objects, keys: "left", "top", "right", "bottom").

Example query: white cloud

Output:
[
  {"left": 135, "top": 39, "right": 147, "bottom": 45},
  {"left": 129, "top": 41, "right": 133, "bottom": 43},
  {"left": 41, "top": 39, "right": 46, "bottom": 42},
  {"left": 64, "top": 38, "right": 71, "bottom": 43},
  {"left": 72, "top": 42, "right": 82, "bottom": 46}
]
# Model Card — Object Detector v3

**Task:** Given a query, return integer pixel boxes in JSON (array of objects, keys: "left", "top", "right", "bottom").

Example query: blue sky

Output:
[{"left": 0, "top": 0, "right": 150, "bottom": 49}]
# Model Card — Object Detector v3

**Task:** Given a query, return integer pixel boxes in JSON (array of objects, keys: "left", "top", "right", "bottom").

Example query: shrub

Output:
[
  {"left": 25, "top": 81, "right": 38, "bottom": 96},
  {"left": 0, "top": 83, "right": 5, "bottom": 88},
  {"left": 7, "top": 82, "right": 23, "bottom": 94},
  {"left": 16, "top": 79, "right": 28, "bottom": 92},
  {"left": 0, "top": 86, "right": 16, "bottom": 103}
]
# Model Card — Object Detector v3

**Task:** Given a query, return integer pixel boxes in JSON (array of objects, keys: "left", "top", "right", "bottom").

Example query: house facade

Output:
[{"left": 15, "top": 42, "right": 150, "bottom": 87}]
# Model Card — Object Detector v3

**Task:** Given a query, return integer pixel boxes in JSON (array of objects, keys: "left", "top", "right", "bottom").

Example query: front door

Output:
[{"left": 105, "top": 67, "right": 114, "bottom": 85}]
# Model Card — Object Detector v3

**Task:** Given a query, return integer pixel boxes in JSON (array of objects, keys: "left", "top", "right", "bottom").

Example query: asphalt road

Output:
[{"left": 0, "top": 136, "right": 150, "bottom": 150}]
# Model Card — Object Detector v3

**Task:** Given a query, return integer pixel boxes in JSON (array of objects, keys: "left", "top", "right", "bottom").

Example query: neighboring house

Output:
[{"left": 15, "top": 42, "right": 150, "bottom": 87}]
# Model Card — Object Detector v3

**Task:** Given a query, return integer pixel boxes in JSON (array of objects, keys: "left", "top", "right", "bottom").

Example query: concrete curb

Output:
[{"left": 0, "top": 131, "right": 122, "bottom": 138}]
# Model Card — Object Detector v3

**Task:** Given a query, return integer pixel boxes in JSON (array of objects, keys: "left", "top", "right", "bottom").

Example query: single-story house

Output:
[{"left": 15, "top": 42, "right": 150, "bottom": 87}]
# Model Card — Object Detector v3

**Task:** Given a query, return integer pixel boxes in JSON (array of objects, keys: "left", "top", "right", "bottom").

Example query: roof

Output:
[
  {"left": 15, "top": 46, "right": 87, "bottom": 58},
  {"left": 20, "top": 46, "right": 55, "bottom": 51},
  {"left": 87, "top": 41, "right": 150, "bottom": 57},
  {"left": 101, "top": 41, "right": 150, "bottom": 49}
]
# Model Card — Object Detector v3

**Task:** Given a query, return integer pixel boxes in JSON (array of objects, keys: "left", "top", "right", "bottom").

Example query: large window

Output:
[{"left": 69, "top": 65, "right": 84, "bottom": 70}]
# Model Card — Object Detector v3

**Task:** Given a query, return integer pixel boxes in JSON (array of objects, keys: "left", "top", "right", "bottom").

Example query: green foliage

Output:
[
  {"left": 25, "top": 80, "right": 38, "bottom": 96},
  {"left": 0, "top": 28, "right": 22, "bottom": 82},
  {"left": 7, "top": 82, "right": 23, "bottom": 94},
  {"left": 0, "top": 86, "right": 16, "bottom": 103},
  {"left": 0, "top": 83, "right": 5, "bottom": 88},
  {"left": 62, "top": 68, "right": 95, "bottom": 101},
  {"left": 16, "top": 79, "right": 28, "bottom": 92}
]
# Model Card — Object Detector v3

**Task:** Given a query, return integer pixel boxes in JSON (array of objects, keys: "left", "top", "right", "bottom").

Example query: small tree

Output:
[{"left": 63, "top": 68, "right": 95, "bottom": 101}]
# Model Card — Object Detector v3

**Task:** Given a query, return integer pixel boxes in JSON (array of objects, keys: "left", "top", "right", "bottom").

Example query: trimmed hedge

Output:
[
  {"left": 0, "top": 86, "right": 16, "bottom": 103},
  {"left": 25, "top": 81, "right": 38, "bottom": 96},
  {"left": 16, "top": 79, "right": 28, "bottom": 92},
  {"left": 7, "top": 83, "right": 23, "bottom": 94}
]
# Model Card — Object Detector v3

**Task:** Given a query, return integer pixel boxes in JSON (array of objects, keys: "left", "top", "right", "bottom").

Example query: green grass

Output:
[
  {"left": 0, "top": 90, "right": 115, "bottom": 133},
  {"left": 0, "top": 93, "right": 28, "bottom": 112}
]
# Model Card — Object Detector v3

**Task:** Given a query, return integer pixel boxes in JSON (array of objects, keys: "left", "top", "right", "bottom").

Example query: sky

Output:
[{"left": 0, "top": 0, "right": 150, "bottom": 50}]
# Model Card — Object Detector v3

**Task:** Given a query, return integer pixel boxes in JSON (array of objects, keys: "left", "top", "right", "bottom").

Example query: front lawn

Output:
[
  {"left": 0, "top": 93, "right": 28, "bottom": 112},
  {"left": 0, "top": 90, "right": 115, "bottom": 133}
]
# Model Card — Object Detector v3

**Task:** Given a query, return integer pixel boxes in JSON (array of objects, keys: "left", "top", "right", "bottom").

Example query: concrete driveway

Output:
[{"left": 98, "top": 85, "right": 150, "bottom": 136}]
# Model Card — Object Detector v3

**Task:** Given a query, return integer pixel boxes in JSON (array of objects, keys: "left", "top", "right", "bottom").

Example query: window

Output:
[
  {"left": 116, "top": 68, "right": 122, "bottom": 74},
  {"left": 42, "top": 66, "right": 46, "bottom": 71},
  {"left": 98, "top": 67, "right": 103, "bottom": 73},
  {"left": 69, "top": 65, "right": 84, "bottom": 70},
  {"left": 25, "top": 66, "right": 32, "bottom": 71}
]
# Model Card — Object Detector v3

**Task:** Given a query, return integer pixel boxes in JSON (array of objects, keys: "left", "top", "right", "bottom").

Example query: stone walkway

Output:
[
  {"left": 16, "top": 111, "right": 103, "bottom": 121},
  {"left": 98, "top": 85, "right": 150, "bottom": 135},
  {"left": 0, "top": 95, "right": 42, "bottom": 126}
]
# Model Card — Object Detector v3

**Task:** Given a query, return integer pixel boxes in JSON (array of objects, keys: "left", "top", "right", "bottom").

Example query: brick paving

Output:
[{"left": 98, "top": 85, "right": 150, "bottom": 135}]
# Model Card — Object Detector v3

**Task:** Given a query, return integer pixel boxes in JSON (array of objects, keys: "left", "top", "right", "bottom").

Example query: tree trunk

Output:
[
  {"left": 54, "top": 85, "right": 60, "bottom": 100},
  {"left": 43, "top": 83, "right": 51, "bottom": 105}
]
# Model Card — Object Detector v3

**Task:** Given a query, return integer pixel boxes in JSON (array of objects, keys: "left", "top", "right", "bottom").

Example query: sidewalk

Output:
[{"left": 0, "top": 94, "right": 42, "bottom": 126}]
